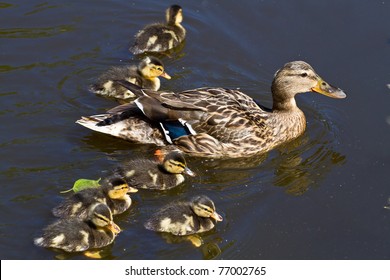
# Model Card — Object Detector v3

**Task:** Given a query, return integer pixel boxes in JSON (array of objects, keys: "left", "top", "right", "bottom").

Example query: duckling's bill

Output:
[
  {"left": 108, "top": 221, "right": 121, "bottom": 234},
  {"left": 160, "top": 71, "right": 171, "bottom": 80},
  {"left": 127, "top": 186, "right": 139, "bottom": 193},
  {"left": 184, "top": 166, "right": 196, "bottom": 177},
  {"left": 211, "top": 211, "right": 223, "bottom": 222},
  {"left": 311, "top": 78, "right": 346, "bottom": 99}
]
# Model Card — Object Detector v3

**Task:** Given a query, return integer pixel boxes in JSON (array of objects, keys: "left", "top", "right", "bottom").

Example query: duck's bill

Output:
[
  {"left": 312, "top": 79, "right": 346, "bottom": 98},
  {"left": 108, "top": 221, "right": 121, "bottom": 235},
  {"left": 160, "top": 72, "right": 171, "bottom": 80},
  {"left": 184, "top": 167, "right": 196, "bottom": 177},
  {"left": 127, "top": 186, "right": 138, "bottom": 193},
  {"left": 211, "top": 211, "right": 223, "bottom": 222}
]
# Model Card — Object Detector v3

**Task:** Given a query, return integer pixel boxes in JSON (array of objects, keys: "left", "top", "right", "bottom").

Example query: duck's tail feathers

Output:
[{"left": 76, "top": 115, "right": 124, "bottom": 136}]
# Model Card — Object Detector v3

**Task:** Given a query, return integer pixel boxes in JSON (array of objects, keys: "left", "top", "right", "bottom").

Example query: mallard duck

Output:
[
  {"left": 130, "top": 5, "right": 186, "bottom": 55},
  {"left": 34, "top": 203, "right": 121, "bottom": 252},
  {"left": 76, "top": 61, "right": 346, "bottom": 158},
  {"left": 114, "top": 150, "right": 195, "bottom": 190},
  {"left": 144, "top": 195, "right": 223, "bottom": 236},
  {"left": 52, "top": 176, "right": 138, "bottom": 219},
  {"left": 90, "top": 56, "right": 171, "bottom": 100}
]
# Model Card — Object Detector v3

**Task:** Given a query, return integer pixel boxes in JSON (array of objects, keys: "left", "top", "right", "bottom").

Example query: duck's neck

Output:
[
  {"left": 269, "top": 89, "right": 306, "bottom": 141},
  {"left": 272, "top": 96, "right": 299, "bottom": 112},
  {"left": 271, "top": 81, "right": 300, "bottom": 112}
]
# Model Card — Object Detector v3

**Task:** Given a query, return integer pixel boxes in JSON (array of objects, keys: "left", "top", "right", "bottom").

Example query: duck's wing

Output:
[{"left": 114, "top": 80, "right": 206, "bottom": 112}]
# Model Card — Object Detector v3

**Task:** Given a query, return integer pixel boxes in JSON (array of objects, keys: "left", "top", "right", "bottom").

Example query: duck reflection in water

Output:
[
  {"left": 193, "top": 131, "right": 346, "bottom": 196},
  {"left": 271, "top": 134, "right": 346, "bottom": 196}
]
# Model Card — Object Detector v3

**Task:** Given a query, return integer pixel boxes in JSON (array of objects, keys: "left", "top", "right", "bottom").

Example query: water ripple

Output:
[{"left": 0, "top": 25, "right": 74, "bottom": 39}]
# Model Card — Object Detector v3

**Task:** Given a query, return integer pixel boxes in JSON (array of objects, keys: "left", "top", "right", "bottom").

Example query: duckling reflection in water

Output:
[
  {"left": 157, "top": 232, "right": 202, "bottom": 247},
  {"left": 158, "top": 231, "right": 223, "bottom": 255},
  {"left": 90, "top": 56, "right": 171, "bottom": 100},
  {"left": 130, "top": 5, "right": 186, "bottom": 55},
  {"left": 144, "top": 195, "right": 223, "bottom": 240},
  {"left": 34, "top": 203, "right": 120, "bottom": 253},
  {"left": 52, "top": 176, "right": 138, "bottom": 219},
  {"left": 114, "top": 151, "right": 195, "bottom": 190}
]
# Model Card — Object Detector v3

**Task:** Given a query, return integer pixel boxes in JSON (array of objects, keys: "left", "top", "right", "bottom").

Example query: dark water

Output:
[{"left": 1, "top": 0, "right": 390, "bottom": 260}]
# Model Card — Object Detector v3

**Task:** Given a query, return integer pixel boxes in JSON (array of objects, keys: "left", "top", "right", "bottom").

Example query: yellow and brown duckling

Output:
[
  {"left": 130, "top": 5, "right": 186, "bottom": 55},
  {"left": 52, "top": 176, "right": 138, "bottom": 219},
  {"left": 114, "top": 151, "right": 195, "bottom": 190},
  {"left": 144, "top": 195, "right": 223, "bottom": 236},
  {"left": 34, "top": 203, "right": 121, "bottom": 253},
  {"left": 77, "top": 61, "right": 346, "bottom": 158},
  {"left": 90, "top": 56, "right": 171, "bottom": 100}
]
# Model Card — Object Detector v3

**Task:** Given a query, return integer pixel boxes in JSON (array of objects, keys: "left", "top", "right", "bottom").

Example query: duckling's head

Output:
[
  {"left": 162, "top": 151, "right": 195, "bottom": 176},
  {"left": 139, "top": 56, "right": 171, "bottom": 80},
  {"left": 271, "top": 61, "right": 346, "bottom": 111},
  {"left": 106, "top": 176, "right": 138, "bottom": 199},
  {"left": 166, "top": 5, "right": 183, "bottom": 25},
  {"left": 89, "top": 203, "right": 121, "bottom": 234},
  {"left": 191, "top": 195, "right": 223, "bottom": 222}
]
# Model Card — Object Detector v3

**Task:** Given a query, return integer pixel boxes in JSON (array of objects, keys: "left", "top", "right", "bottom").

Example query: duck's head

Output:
[
  {"left": 106, "top": 176, "right": 138, "bottom": 199},
  {"left": 166, "top": 5, "right": 183, "bottom": 25},
  {"left": 191, "top": 195, "right": 223, "bottom": 222},
  {"left": 89, "top": 203, "right": 121, "bottom": 234},
  {"left": 161, "top": 151, "right": 196, "bottom": 176},
  {"left": 271, "top": 61, "right": 346, "bottom": 111},
  {"left": 139, "top": 56, "right": 171, "bottom": 80}
]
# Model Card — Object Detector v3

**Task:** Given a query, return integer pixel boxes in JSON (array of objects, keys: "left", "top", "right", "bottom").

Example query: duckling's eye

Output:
[
  {"left": 156, "top": 67, "right": 163, "bottom": 72},
  {"left": 95, "top": 214, "right": 108, "bottom": 222},
  {"left": 300, "top": 73, "right": 308, "bottom": 77}
]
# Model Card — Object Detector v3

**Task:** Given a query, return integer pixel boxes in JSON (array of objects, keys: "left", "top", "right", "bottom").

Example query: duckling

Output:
[
  {"left": 130, "top": 5, "right": 186, "bottom": 55},
  {"left": 144, "top": 195, "right": 223, "bottom": 236},
  {"left": 52, "top": 176, "right": 138, "bottom": 219},
  {"left": 90, "top": 56, "right": 171, "bottom": 100},
  {"left": 34, "top": 203, "right": 121, "bottom": 253},
  {"left": 114, "top": 151, "right": 195, "bottom": 190}
]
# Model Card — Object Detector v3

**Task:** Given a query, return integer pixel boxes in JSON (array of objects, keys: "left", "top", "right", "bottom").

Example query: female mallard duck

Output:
[
  {"left": 114, "top": 150, "right": 195, "bottom": 190},
  {"left": 130, "top": 5, "right": 186, "bottom": 55},
  {"left": 34, "top": 203, "right": 121, "bottom": 252},
  {"left": 76, "top": 61, "right": 346, "bottom": 158},
  {"left": 52, "top": 176, "right": 138, "bottom": 219},
  {"left": 90, "top": 56, "right": 171, "bottom": 100},
  {"left": 144, "top": 195, "right": 223, "bottom": 236}
]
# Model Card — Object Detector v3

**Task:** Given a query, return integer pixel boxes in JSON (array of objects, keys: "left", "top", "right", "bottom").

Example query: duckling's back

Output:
[
  {"left": 34, "top": 219, "right": 89, "bottom": 252},
  {"left": 115, "top": 158, "right": 185, "bottom": 190},
  {"left": 90, "top": 65, "right": 141, "bottom": 99},
  {"left": 52, "top": 188, "right": 106, "bottom": 219},
  {"left": 130, "top": 23, "right": 185, "bottom": 54}
]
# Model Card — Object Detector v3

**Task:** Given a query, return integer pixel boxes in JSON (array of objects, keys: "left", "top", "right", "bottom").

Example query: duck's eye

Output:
[{"left": 300, "top": 73, "right": 308, "bottom": 77}]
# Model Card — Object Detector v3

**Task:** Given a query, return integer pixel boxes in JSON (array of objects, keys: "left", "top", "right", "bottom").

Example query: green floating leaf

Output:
[{"left": 60, "top": 178, "right": 101, "bottom": 193}]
